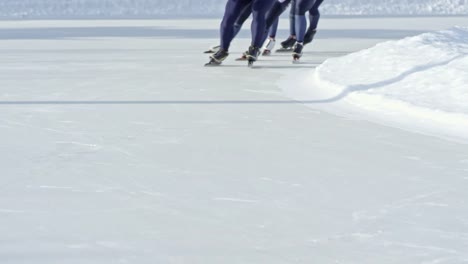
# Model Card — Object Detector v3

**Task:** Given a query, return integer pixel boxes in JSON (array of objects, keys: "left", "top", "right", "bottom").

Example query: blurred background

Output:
[{"left": 0, "top": 0, "right": 466, "bottom": 19}]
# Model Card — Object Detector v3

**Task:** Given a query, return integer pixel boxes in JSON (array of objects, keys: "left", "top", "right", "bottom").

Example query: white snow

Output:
[
  {"left": 0, "top": 0, "right": 466, "bottom": 19},
  {"left": 282, "top": 26, "right": 468, "bottom": 142}
]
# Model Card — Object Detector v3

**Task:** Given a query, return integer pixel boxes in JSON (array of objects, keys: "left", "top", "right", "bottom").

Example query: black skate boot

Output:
[
  {"left": 277, "top": 36, "right": 297, "bottom": 52},
  {"left": 246, "top": 46, "right": 260, "bottom": 67},
  {"left": 292, "top": 42, "right": 303, "bottom": 63},
  {"left": 203, "top": 45, "right": 220, "bottom": 54},
  {"left": 205, "top": 49, "right": 229, "bottom": 66},
  {"left": 304, "top": 29, "right": 317, "bottom": 45}
]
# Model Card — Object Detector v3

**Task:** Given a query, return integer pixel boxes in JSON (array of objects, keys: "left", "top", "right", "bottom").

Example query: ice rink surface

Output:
[{"left": 1, "top": 17, "right": 468, "bottom": 264}]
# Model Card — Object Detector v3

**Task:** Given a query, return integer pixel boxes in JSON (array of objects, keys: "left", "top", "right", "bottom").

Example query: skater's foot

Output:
[
  {"left": 247, "top": 46, "right": 260, "bottom": 60},
  {"left": 204, "top": 45, "right": 221, "bottom": 54},
  {"left": 205, "top": 48, "right": 229, "bottom": 66},
  {"left": 246, "top": 46, "right": 260, "bottom": 66},
  {"left": 280, "top": 35, "right": 297, "bottom": 50},
  {"left": 304, "top": 29, "right": 317, "bottom": 45},
  {"left": 292, "top": 42, "right": 304, "bottom": 61}
]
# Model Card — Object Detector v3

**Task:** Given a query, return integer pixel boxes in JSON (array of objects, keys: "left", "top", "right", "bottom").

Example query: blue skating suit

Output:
[{"left": 219, "top": 0, "right": 276, "bottom": 50}]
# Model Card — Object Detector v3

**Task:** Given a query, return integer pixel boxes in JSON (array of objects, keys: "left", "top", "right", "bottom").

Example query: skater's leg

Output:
[
  {"left": 220, "top": 0, "right": 250, "bottom": 51},
  {"left": 261, "top": 0, "right": 285, "bottom": 43},
  {"left": 289, "top": 0, "right": 296, "bottom": 36},
  {"left": 265, "top": 0, "right": 291, "bottom": 30},
  {"left": 261, "top": 0, "right": 286, "bottom": 56},
  {"left": 303, "top": 0, "right": 322, "bottom": 45},
  {"left": 261, "top": 16, "right": 279, "bottom": 55},
  {"left": 276, "top": 0, "right": 297, "bottom": 50},
  {"left": 294, "top": 0, "right": 316, "bottom": 43},
  {"left": 233, "top": 2, "right": 253, "bottom": 38},
  {"left": 207, "top": 1, "right": 251, "bottom": 54},
  {"left": 251, "top": 0, "right": 274, "bottom": 48},
  {"left": 261, "top": 0, "right": 291, "bottom": 47},
  {"left": 246, "top": 0, "right": 273, "bottom": 64},
  {"left": 268, "top": 17, "right": 279, "bottom": 38},
  {"left": 292, "top": 0, "right": 315, "bottom": 60},
  {"left": 207, "top": 0, "right": 250, "bottom": 65},
  {"left": 308, "top": 0, "right": 322, "bottom": 30}
]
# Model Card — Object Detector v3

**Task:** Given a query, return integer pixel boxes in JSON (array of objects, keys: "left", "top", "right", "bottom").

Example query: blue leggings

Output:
[
  {"left": 233, "top": 2, "right": 253, "bottom": 37},
  {"left": 308, "top": 0, "right": 323, "bottom": 30},
  {"left": 263, "top": 0, "right": 291, "bottom": 41},
  {"left": 268, "top": 18, "right": 280, "bottom": 38},
  {"left": 264, "top": 0, "right": 322, "bottom": 40},
  {"left": 220, "top": 0, "right": 273, "bottom": 50},
  {"left": 251, "top": 0, "right": 274, "bottom": 47},
  {"left": 290, "top": 0, "right": 322, "bottom": 34},
  {"left": 293, "top": 0, "right": 316, "bottom": 42}
]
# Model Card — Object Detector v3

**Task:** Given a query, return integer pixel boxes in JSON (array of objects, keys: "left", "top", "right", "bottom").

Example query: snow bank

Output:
[
  {"left": 312, "top": 27, "right": 468, "bottom": 142},
  {"left": 0, "top": 0, "right": 466, "bottom": 19}
]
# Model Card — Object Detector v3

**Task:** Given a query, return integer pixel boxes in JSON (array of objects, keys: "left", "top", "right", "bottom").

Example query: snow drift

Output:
[
  {"left": 0, "top": 0, "right": 466, "bottom": 19},
  {"left": 294, "top": 27, "right": 468, "bottom": 142}
]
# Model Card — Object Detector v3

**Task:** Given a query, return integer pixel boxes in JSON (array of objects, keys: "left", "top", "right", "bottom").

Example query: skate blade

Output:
[
  {"left": 204, "top": 50, "right": 215, "bottom": 54},
  {"left": 247, "top": 56, "right": 257, "bottom": 67},
  {"left": 262, "top": 50, "right": 271, "bottom": 56},
  {"left": 276, "top": 48, "right": 293, "bottom": 53},
  {"left": 292, "top": 55, "right": 302, "bottom": 64},
  {"left": 235, "top": 57, "right": 247, "bottom": 61},
  {"left": 204, "top": 61, "right": 221, "bottom": 67}
]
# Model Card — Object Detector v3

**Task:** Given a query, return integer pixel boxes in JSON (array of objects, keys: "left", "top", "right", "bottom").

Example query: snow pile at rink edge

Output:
[{"left": 285, "top": 27, "right": 468, "bottom": 142}]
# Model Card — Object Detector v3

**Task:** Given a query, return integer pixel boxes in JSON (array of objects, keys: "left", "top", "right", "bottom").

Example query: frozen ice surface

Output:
[{"left": 1, "top": 17, "right": 468, "bottom": 264}]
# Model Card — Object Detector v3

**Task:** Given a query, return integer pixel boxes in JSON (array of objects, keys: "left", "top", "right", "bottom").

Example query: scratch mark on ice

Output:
[
  {"left": 422, "top": 202, "right": 449, "bottom": 207},
  {"left": 67, "top": 243, "right": 91, "bottom": 249},
  {"left": 140, "top": 190, "right": 165, "bottom": 197},
  {"left": 110, "top": 146, "right": 134, "bottom": 156},
  {"left": 39, "top": 185, "right": 73, "bottom": 189},
  {"left": 213, "top": 197, "right": 258, "bottom": 203},
  {"left": 384, "top": 241, "right": 458, "bottom": 254},
  {"left": 404, "top": 156, "right": 422, "bottom": 161},
  {"left": 56, "top": 141, "right": 100, "bottom": 148},
  {"left": 0, "top": 209, "right": 26, "bottom": 213}
]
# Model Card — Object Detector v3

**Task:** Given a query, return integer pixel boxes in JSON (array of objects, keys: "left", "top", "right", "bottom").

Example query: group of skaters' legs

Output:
[{"left": 205, "top": 0, "right": 324, "bottom": 66}]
